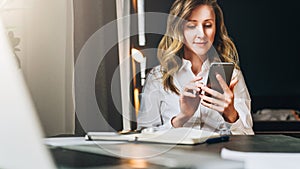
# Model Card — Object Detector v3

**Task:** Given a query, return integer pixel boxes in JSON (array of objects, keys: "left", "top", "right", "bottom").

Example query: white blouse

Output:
[{"left": 137, "top": 59, "right": 254, "bottom": 135}]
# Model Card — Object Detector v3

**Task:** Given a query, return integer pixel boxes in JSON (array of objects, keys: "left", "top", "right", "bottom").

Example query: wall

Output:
[{"left": 1, "top": 0, "right": 75, "bottom": 136}]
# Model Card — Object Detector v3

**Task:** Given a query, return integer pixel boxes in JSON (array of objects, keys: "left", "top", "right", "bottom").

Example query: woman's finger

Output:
[
  {"left": 200, "top": 100, "right": 224, "bottom": 112},
  {"left": 182, "top": 91, "right": 198, "bottom": 98},
  {"left": 216, "top": 74, "right": 230, "bottom": 93},
  {"left": 201, "top": 85, "right": 224, "bottom": 100},
  {"left": 183, "top": 84, "right": 200, "bottom": 92},
  {"left": 192, "top": 76, "right": 203, "bottom": 82},
  {"left": 200, "top": 94, "right": 224, "bottom": 106}
]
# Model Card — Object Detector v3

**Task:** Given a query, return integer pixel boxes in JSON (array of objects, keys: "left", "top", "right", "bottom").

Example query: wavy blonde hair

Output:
[{"left": 158, "top": 0, "right": 239, "bottom": 95}]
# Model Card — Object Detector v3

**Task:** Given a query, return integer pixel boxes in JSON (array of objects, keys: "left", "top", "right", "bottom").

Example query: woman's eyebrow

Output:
[
  {"left": 186, "top": 20, "right": 198, "bottom": 22},
  {"left": 204, "top": 19, "right": 214, "bottom": 22},
  {"left": 186, "top": 18, "right": 214, "bottom": 22}
]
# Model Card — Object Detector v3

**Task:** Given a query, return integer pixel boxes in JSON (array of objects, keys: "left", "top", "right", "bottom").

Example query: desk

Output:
[
  {"left": 177, "top": 134, "right": 300, "bottom": 153},
  {"left": 48, "top": 135, "right": 300, "bottom": 169}
]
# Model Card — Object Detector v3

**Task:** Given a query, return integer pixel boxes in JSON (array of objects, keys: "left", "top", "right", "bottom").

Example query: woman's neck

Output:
[{"left": 184, "top": 50, "right": 206, "bottom": 75}]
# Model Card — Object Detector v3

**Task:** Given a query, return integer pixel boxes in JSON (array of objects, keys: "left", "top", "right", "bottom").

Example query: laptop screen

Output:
[{"left": 0, "top": 18, "right": 55, "bottom": 169}]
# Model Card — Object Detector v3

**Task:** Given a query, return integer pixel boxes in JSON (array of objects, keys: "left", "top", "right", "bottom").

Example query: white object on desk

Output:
[
  {"left": 86, "top": 127, "right": 220, "bottom": 145},
  {"left": 44, "top": 137, "right": 125, "bottom": 147},
  {"left": 221, "top": 147, "right": 300, "bottom": 169}
]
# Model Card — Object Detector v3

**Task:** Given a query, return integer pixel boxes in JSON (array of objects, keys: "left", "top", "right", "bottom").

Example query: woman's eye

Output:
[
  {"left": 187, "top": 25, "right": 196, "bottom": 29},
  {"left": 204, "top": 24, "right": 212, "bottom": 28}
]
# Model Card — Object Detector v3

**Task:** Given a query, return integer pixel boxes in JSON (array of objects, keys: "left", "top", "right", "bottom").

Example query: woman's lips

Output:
[{"left": 193, "top": 41, "right": 208, "bottom": 46}]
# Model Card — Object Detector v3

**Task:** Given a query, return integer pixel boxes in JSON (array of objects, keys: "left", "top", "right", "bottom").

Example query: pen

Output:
[{"left": 206, "top": 135, "right": 230, "bottom": 144}]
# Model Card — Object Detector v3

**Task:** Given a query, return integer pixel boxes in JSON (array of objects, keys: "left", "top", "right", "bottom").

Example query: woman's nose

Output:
[{"left": 196, "top": 26, "right": 205, "bottom": 39}]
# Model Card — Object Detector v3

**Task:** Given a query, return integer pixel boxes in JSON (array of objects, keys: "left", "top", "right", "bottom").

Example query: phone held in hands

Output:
[{"left": 206, "top": 62, "right": 234, "bottom": 94}]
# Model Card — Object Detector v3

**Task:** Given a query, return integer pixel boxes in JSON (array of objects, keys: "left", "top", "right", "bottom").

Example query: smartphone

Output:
[{"left": 206, "top": 62, "right": 234, "bottom": 94}]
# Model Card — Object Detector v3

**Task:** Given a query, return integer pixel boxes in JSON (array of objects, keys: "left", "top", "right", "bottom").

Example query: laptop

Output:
[
  {"left": 0, "top": 19, "right": 56, "bottom": 169},
  {"left": 0, "top": 18, "right": 133, "bottom": 169}
]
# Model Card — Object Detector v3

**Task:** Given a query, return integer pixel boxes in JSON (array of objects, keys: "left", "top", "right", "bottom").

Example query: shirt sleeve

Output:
[
  {"left": 137, "top": 68, "right": 165, "bottom": 130},
  {"left": 229, "top": 70, "right": 254, "bottom": 135},
  {"left": 137, "top": 68, "right": 177, "bottom": 131}
]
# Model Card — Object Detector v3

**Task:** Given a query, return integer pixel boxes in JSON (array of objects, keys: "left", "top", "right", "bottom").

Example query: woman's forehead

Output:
[{"left": 187, "top": 5, "right": 215, "bottom": 22}]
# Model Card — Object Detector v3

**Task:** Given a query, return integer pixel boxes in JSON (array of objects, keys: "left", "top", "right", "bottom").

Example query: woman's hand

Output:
[
  {"left": 200, "top": 74, "right": 239, "bottom": 123},
  {"left": 172, "top": 76, "right": 202, "bottom": 127}
]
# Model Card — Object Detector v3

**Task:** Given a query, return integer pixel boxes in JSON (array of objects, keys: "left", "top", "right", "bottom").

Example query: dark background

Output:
[
  {"left": 218, "top": 0, "right": 300, "bottom": 112},
  {"left": 74, "top": 0, "right": 300, "bottom": 135},
  {"left": 137, "top": 0, "right": 300, "bottom": 112}
]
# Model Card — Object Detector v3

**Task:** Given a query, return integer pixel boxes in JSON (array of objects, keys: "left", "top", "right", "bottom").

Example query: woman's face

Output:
[{"left": 183, "top": 5, "right": 216, "bottom": 58}]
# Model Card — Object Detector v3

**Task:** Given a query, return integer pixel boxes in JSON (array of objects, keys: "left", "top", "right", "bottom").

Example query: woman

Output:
[{"left": 137, "top": 0, "right": 254, "bottom": 135}]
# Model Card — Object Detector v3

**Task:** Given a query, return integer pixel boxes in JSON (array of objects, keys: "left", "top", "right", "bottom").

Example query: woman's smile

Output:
[{"left": 193, "top": 40, "right": 208, "bottom": 46}]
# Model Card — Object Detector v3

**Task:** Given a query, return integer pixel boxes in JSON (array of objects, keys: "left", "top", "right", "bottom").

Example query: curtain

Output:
[
  {"left": 74, "top": 0, "right": 123, "bottom": 133},
  {"left": 1, "top": 0, "right": 75, "bottom": 136},
  {"left": 116, "top": 0, "right": 131, "bottom": 131}
]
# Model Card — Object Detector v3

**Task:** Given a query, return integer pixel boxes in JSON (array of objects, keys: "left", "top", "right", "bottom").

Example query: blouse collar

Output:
[{"left": 179, "top": 58, "right": 211, "bottom": 74}]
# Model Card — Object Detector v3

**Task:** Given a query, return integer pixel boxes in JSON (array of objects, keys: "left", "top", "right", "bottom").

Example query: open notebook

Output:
[
  {"left": 86, "top": 127, "right": 221, "bottom": 145},
  {"left": 0, "top": 18, "right": 55, "bottom": 169}
]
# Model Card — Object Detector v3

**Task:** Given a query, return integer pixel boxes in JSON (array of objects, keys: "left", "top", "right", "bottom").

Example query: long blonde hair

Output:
[{"left": 158, "top": 0, "right": 239, "bottom": 95}]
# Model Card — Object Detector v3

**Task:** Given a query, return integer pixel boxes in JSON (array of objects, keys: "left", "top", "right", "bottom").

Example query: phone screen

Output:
[{"left": 206, "top": 62, "right": 234, "bottom": 94}]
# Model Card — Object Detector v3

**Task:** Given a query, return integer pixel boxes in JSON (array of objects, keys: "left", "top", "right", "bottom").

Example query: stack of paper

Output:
[{"left": 221, "top": 148, "right": 300, "bottom": 169}]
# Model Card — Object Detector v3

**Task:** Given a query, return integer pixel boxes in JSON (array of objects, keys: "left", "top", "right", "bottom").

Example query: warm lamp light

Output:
[
  {"left": 137, "top": 0, "right": 145, "bottom": 46},
  {"left": 131, "top": 48, "right": 146, "bottom": 86},
  {"left": 133, "top": 88, "right": 140, "bottom": 116}
]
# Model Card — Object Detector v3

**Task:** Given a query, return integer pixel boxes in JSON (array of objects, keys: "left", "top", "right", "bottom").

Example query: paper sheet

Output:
[{"left": 221, "top": 148, "right": 300, "bottom": 169}]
